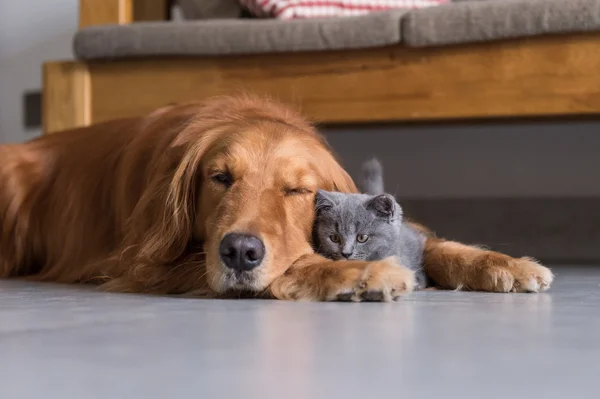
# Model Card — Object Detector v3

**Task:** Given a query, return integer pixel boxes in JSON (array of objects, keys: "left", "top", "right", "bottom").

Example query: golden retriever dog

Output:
[{"left": 0, "top": 96, "right": 553, "bottom": 301}]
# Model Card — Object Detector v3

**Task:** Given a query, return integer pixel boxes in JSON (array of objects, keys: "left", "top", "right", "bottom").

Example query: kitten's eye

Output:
[
  {"left": 210, "top": 172, "right": 233, "bottom": 188},
  {"left": 356, "top": 234, "right": 369, "bottom": 243},
  {"left": 329, "top": 234, "right": 341, "bottom": 244}
]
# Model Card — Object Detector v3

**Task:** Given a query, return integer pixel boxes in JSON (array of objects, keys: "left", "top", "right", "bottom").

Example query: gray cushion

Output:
[
  {"left": 404, "top": 0, "right": 600, "bottom": 47},
  {"left": 74, "top": 0, "right": 600, "bottom": 60},
  {"left": 73, "top": 10, "right": 407, "bottom": 60}
]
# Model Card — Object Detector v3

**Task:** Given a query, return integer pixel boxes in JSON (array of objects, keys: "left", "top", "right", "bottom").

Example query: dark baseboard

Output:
[
  {"left": 400, "top": 197, "right": 600, "bottom": 264},
  {"left": 23, "top": 91, "right": 41, "bottom": 129}
]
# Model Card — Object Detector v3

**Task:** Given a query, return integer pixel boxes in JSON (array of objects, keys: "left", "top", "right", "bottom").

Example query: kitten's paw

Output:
[
  {"left": 329, "top": 257, "right": 415, "bottom": 302},
  {"left": 476, "top": 256, "right": 554, "bottom": 293}
]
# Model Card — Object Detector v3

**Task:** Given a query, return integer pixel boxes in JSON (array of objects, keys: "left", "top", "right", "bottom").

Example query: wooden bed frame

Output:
[{"left": 42, "top": 0, "right": 600, "bottom": 134}]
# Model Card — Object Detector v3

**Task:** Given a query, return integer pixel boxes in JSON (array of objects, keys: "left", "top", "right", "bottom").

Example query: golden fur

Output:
[{"left": 0, "top": 96, "right": 553, "bottom": 300}]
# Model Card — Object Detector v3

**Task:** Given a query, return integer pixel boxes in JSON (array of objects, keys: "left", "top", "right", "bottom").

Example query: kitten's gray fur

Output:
[{"left": 314, "top": 159, "right": 428, "bottom": 289}]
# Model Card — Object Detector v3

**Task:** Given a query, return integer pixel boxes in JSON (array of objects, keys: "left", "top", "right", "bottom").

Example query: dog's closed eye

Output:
[{"left": 284, "top": 187, "right": 313, "bottom": 196}]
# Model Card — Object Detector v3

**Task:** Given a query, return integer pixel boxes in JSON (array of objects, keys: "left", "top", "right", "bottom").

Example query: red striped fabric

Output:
[{"left": 239, "top": 0, "right": 449, "bottom": 19}]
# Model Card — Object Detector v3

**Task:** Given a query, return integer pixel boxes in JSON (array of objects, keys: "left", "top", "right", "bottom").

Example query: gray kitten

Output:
[{"left": 314, "top": 159, "right": 428, "bottom": 289}]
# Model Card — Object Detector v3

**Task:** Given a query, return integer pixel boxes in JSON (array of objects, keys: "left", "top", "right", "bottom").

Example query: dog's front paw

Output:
[
  {"left": 509, "top": 257, "right": 553, "bottom": 292},
  {"left": 269, "top": 255, "right": 415, "bottom": 302},
  {"left": 476, "top": 256, "right": 554, "bottom": 293},
  {"left": 328, "top": 257, "right": 415, "bottom": 302}
]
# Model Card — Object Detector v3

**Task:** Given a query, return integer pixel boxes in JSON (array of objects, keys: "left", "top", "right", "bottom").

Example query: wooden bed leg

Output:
[
  {"left": 42, "top": 62, "right": 91, "bottom": 135},
  {"left": 79, "top": 0, "right": 169, "bottom": 28}
]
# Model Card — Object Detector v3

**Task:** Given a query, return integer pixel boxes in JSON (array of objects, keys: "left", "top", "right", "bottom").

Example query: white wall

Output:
[{"left": 0, "top": 0, "right": 78, "bottom": 143}]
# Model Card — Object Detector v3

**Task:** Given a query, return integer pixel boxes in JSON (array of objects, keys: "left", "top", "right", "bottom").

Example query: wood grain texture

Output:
[
  {"left": 79, "top": 0, "right": 168, "bottom": 28},
  {"left": 47, "top": 33, "right": 600, "bottom": 130},
  {"left": 80, "top": 0, "right": 132, "bottom": 27},
  {"left": 88, "top": 33, "right": 600, "bottom": 125},
  {"left": 43, "top": 62, "right": 91, "bottom": 134}
]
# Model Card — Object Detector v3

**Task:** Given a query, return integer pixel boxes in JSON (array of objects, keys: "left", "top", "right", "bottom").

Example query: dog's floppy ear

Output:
[
  {"left": 313, "top": 143, "right": 357, "bottom": 194},
  {"left": 330, "top": 165, "right": 356, "bottom": 193},
  {"left": 123, "top": 109, "right": 223, "bottom": 266}
]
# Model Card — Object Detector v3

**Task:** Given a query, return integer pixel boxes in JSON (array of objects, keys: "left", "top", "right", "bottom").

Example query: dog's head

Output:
[{"left": 137, "top": 96, "right": 356, "bottom": 294}]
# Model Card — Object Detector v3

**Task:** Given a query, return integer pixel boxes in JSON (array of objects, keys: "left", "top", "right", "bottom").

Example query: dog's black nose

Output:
[{"left": 219, "top": 233, "right": 265, "bottom": 272}]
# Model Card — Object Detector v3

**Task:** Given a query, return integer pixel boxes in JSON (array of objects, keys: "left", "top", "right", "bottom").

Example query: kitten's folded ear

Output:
[
  {"left": 366, "top": 194, "right": 398, "bottom": 220},
  {"left": 315, "top": 190, "right": 335, "bottom": 214}
]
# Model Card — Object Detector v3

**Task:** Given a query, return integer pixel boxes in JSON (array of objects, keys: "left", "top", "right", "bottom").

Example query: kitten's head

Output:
[{"left": 314, "top": 190, "right": 402, "bottom": 261}]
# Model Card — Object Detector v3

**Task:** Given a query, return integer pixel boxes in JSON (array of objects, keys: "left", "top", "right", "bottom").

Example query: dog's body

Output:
[{"left": 0, "top": 96, "right": 553, "bottom": 301}]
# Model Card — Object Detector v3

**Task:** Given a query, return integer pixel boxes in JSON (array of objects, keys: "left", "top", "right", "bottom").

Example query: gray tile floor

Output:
[{"left": 1, "top": 266, "right": 599, "bottom": 399}]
